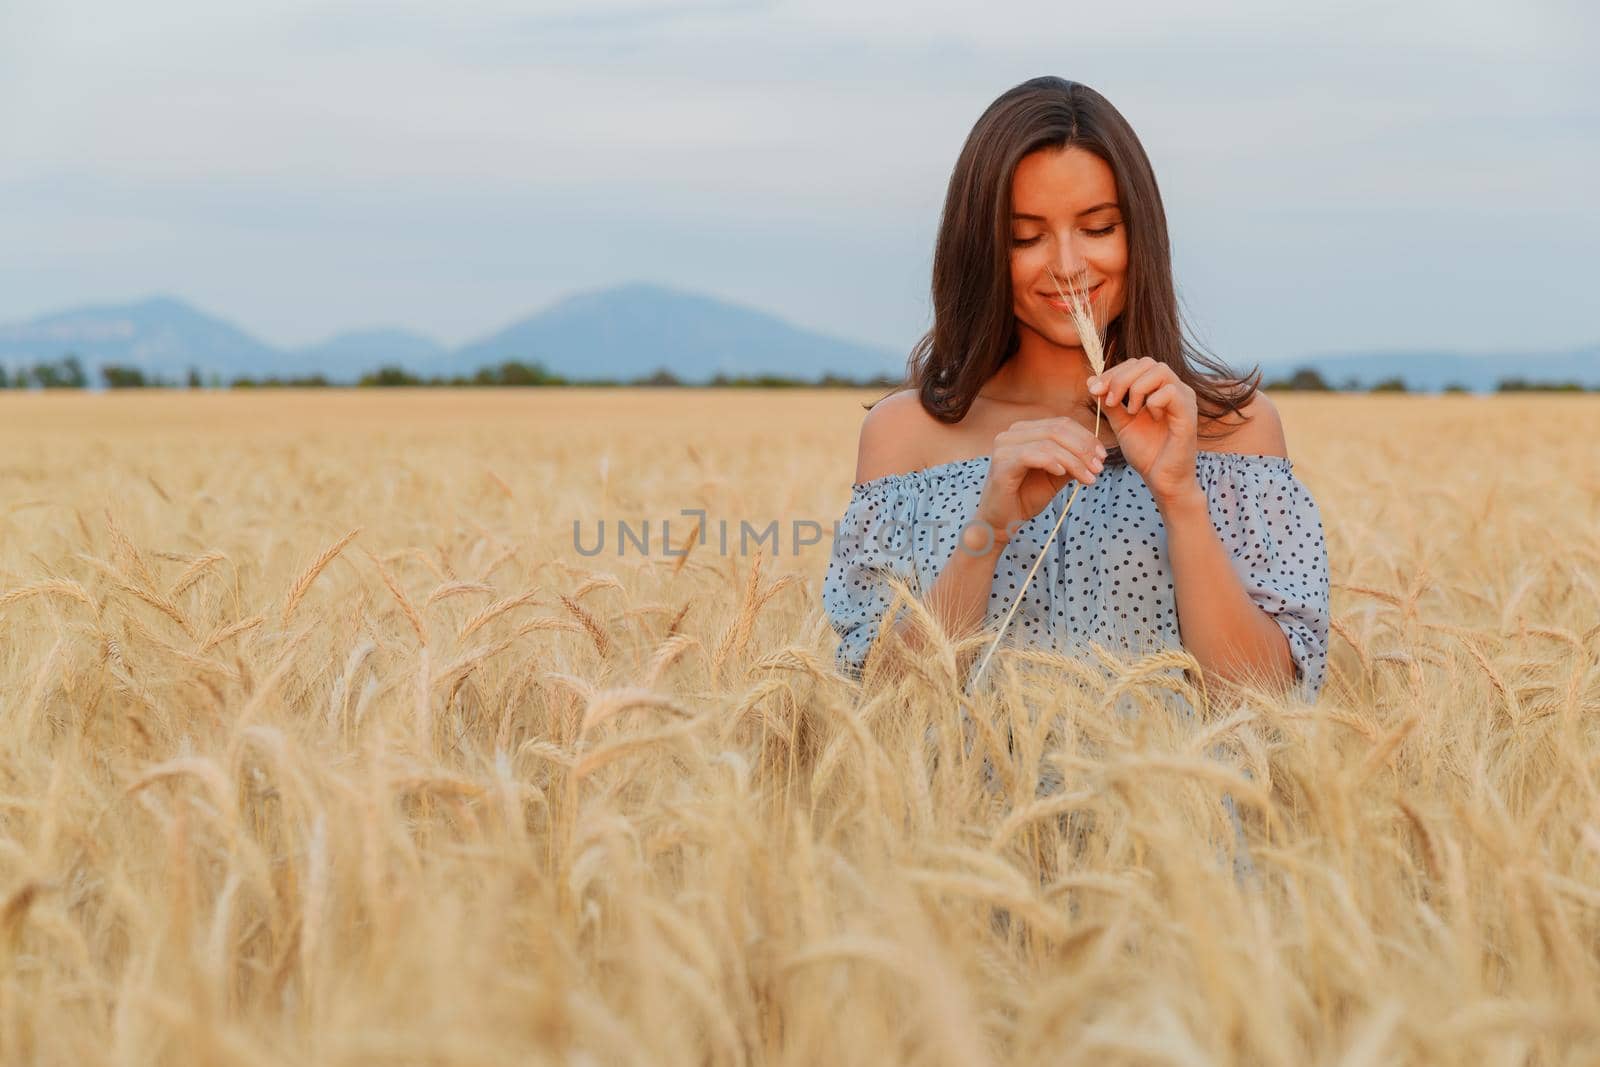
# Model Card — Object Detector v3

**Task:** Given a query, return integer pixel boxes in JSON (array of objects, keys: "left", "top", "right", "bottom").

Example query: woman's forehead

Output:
[{"left": 1011, "top": 147, "right": 1118, "bottom": 215}]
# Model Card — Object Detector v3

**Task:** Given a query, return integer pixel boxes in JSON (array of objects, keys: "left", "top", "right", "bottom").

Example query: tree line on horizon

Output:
[{"left": 0, "top": 353, "right": 1594, "bottom": 394}]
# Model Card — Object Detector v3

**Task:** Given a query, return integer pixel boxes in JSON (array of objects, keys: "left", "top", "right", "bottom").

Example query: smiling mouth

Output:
[{"left": 1042, "top": 283, "right": 1102, "bottom": 306}]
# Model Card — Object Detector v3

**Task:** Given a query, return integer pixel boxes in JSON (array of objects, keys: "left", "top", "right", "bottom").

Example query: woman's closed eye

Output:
[{"left": 1011, "top": 224, "right": 1119, "bottom": 246}]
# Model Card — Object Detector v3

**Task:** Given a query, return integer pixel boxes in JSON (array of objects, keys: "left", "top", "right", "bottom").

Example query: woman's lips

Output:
[{"left": 1042, "top": 283, "right": 1102, "bottom": 310}]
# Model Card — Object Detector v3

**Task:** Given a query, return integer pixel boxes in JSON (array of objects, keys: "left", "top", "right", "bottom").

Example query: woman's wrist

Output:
[{"left": 960, "top": 516, "right": 1009, "bottom": 556}]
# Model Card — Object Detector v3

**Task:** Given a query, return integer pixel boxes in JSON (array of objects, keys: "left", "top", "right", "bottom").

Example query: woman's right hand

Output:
[{"left": 972, "top": 418, "right": 1108, "bottom": 546}]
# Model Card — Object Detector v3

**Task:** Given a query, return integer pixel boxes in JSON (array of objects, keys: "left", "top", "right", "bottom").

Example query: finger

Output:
[
  {"left": 1033, "top": 442, "right": 1098, "bottom": 484},
  {"left": 1099, "top": 395, "right": 1131, "bottom": 433},
  {"left": 1104, "top": 358, "right": 1162, "bottom": 409},
  {"left": 1143, "top": 382, "right": 1184, "bottom": 419},
  {"left": 1007, "top": 418, "right": 1105, "bottom": 458},
  {"left": 1124, "top": 365, "right": 1175, "bottom": 415},
  {"left": 997, "top": 417, "right": 1069, "bottom": 444},
  {"left": 1046, "top": 419, "right": 1109, "bottom": 457},
  {"left": 1087, "top": 356, "right": 1152, "bottom": 405}
]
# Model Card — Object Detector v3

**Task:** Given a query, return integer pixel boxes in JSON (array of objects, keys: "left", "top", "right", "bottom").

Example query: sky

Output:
[{"left": 1, "top": 0, "right": 1595, "bottom": 367}]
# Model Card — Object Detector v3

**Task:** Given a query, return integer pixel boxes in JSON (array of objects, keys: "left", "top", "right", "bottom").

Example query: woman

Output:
[{"left": 822, "top": 76, "right": 1331, "bottom": 703}]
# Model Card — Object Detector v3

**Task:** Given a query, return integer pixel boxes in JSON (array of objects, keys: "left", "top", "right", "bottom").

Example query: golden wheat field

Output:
[{"left": 2, "top": 388, "right": 1598, "bottom": 1065}]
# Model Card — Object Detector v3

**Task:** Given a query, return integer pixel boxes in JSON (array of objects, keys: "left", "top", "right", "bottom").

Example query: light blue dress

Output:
[{"left": 822, "top": 450, "right": 1331, "bottom": 703}]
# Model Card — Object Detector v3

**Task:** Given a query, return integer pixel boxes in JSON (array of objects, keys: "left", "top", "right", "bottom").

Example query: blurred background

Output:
[{"left": 1, "top": 0, "right": 1595, "bottom": 391}]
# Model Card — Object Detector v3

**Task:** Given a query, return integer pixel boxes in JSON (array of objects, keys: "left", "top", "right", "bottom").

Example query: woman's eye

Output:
[{"left": 1012, "top": 226, "right": 1116, "bottom": 246}]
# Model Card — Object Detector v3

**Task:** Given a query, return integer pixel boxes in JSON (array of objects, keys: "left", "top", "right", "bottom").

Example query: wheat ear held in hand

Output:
[{"left": 965, "top": 267, "right": 1106, "bottom": 694}]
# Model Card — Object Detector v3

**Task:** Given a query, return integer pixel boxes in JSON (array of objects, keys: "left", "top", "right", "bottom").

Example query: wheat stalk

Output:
[
  {"left": 281, "top": 527, "right": 363, "bottom": 627},
  {"left": 966, "top": 267, "right": 1106, "bottom": 694}
]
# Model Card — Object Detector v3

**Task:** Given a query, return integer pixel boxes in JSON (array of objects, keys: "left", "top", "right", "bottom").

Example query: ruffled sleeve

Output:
[
  {"left": 1200, "top": 455, "right": 1332, "bottom": 700},
  {"left": 822, "top": 475, "right": 924, "bottom": 679}
]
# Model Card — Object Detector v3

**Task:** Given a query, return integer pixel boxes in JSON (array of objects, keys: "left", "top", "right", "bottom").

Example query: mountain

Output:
[
  {"left": 452, "top": 281, "right": 902, "bottom": 383},
  {"left": 1259, "top": 346, "right": 1600, "bottom": 392},
  {"left": 0, "top": 284, "right": 904, "bottom": 384},
  {"left": 0, "top": 295, "right": 276, "bottom": 380}
]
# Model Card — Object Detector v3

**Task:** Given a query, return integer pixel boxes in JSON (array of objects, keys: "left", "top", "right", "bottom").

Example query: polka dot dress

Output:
[{"left": 821, "top": 451, "right": 1331, "bottom": 701}]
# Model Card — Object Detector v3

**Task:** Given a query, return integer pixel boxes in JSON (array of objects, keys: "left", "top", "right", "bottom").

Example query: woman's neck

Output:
[{"left": 979, "top": 333, "right": 1097, "bottom": 413}]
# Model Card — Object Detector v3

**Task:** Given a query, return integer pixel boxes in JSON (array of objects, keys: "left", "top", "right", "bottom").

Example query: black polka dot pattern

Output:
[{"left": 822, "top": 451, "right": 1331, "bottom": 700}]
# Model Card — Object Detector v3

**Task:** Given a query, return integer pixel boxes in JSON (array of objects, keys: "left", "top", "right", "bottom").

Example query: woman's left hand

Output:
[{"left": 1087, "top": 357, "right": 1199, "bottom": 507}]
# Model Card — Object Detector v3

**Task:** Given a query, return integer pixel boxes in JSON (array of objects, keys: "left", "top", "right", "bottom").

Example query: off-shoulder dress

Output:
[{"left": 822, "top": 451, "right": 1331, "bottom": 702}]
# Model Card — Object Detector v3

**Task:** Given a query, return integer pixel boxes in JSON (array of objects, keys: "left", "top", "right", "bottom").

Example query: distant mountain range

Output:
[
  {"left": 0, "top": 282, "right": 905, "bottom": 385},
  {"left": 1256, "top": 347, "right": 1600, "bottom": 393},
  {"left": 0, "top": 283, "right": 1594, "bottom": 389}
]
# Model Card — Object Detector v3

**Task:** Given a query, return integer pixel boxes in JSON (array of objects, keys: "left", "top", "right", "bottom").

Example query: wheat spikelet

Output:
[
  {"left": 429, "top": 634, "right": 522, "bottom": 694},
  {"left": 104, "top": 510, "right": 160, "bottom": 591},
  {"left": 1334, "top": 582, "right": 1403, "bottom": 608},
  {"left": 1, "top": 881, "right": 54, "bottom": 957},
  {"left": 475, "top": 544, "right": 520, "bottom": 583},
  {"left": 125, "top": 756, "right": 241, "bottom": 831},
  {"left": 901, "top": 868, "right": 1072, "bottom": 941},
  {"left": 76, "top": 553, "right": 196, "bottom": 636},
  {"left": 168, "top": 550, "right": 227, "bottom": 598},
  {"left": 1329, "top": 614, "right": 1374, "bottom": 676},
  {"left": 508, "top": 617, "right": 584, "bottom": 641},
  {"left": 324, "top": 638, "right": 376, "bottom": 731},
  {"left": 200, "top": 613, "right": 266, "bottom": 653},
  {"left": 233, "top": 626, "right": 314, "bottom": 728},
  {"left": 1394, "top": 794, "right": 1443, "bottom": 881},
  {"left": 457, "top": 589, "right": 542, "bottom": 642},
  {"left": 646, "top": 632, "right": 705, "bottom": 686},
  {"left": 1100, "top": 753, "right": 1277, "bottom": 816},
  {"left": 573, "top": 718, "right": 705, "bottom": 780},
  {"left": 989, "top": 787, "right": 1098, "bottom": 850},
  {"left": 670, "top": 519, "right": 700, "bottom": 574},
  {"left": 572, "top": 572, "right": 624, "bottom": 600},
  {"left": 364, "top": 549, "right": 427, "bottom": 645},
  {"left": 122, "top": 615, "right": 241, "bottom": 685},
  {"left": 712, "top": 553, "right": 774, "bottom": 675},
  {"left": 515, "top": 737, "right": 575, "bottom": 768},
  {"left": 1459, "top": 637, "right": 1522, "bottom": 723},
  {"left": 0, "top": 578, "right": 98, "bottom": 613},
  {"left": 14, "top": 636, "right": 65, "bottom": 741},
  {"left": 1349, "top": 714, "right": 1420, "bottom": 784},
  {"left": 281, "top": 527, "right": 362, "bottom": 626},
  {"left": 578, "top": 687, "right": 694, "bottom": 735},
  {"left": 484, "top": 468, "right": 514, "bottom": 498},
  {"left": 422, "top": 580, "right": 495, "bottom": 607},
  {"left": 556, "top": 592, "right": 610, "bottom": 657}
]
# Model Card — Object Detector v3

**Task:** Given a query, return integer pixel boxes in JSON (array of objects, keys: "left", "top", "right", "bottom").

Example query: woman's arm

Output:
[{"left": 1158, "top": 487, "right": 1297, "bottom": 689}]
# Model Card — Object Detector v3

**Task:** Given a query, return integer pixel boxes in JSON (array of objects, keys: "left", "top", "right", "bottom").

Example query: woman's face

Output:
[{"left": 1009, "top": 145, "right": 1128, "bottom": 353}]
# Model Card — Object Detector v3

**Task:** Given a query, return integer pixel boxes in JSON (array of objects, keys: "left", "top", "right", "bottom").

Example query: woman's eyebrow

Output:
[{"left": 1011, "top": 201, "right": 1120, "bottom": 220}]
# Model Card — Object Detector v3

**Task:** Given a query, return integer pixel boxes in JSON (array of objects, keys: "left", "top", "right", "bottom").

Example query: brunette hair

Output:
[{"left": 876, "top": 76, "right": 1260, "bottom": 444}]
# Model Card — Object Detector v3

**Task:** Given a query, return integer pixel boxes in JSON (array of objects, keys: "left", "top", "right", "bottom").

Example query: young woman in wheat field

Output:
[{"left": 822, "top": 76, "right": 1331, "bottom": 707}]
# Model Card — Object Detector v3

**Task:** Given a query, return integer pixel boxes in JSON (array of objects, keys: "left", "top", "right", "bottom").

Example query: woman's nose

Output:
[{"left": 1050, "top": 238, "right": 1090, "bottom": 283}]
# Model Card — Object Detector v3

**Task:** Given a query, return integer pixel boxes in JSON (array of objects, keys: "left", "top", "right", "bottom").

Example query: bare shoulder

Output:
[
  {"left": 853, "top": 388, "right": 940, "bottom": 484},
  {"left": 1210, "top": 386, "right": 1289, "bottom": 458}
]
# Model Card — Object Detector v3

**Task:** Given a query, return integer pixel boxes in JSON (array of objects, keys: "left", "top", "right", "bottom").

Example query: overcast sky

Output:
[{"left": 1, "top": 0, "right": 1594, "bottom": 366}]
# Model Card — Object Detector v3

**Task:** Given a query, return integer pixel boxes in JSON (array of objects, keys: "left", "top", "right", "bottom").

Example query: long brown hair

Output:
[{"left": 877, "top": 76, "right": 1259, "bottom": 445}]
